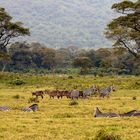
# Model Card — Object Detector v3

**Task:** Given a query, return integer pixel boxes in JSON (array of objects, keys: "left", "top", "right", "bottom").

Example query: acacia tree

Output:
[
  {"left": 0, "top": 7, "right": 30, "bottom": 71},
  {"left": 105, "top": 0, "right": 140, "bottom": 58},
  {"left": 73, "top": 57, "right": 92, "bottom": 74}
]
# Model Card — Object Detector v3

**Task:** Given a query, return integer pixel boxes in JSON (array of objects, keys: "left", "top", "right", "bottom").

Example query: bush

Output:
[
  {"left": 94, "top": 129, "right": 121, "bottom": 140},
  {"left": 69, "top": 100, "right": 78, "bottom": 106},
  {"left": 68, "top": 75, "right": 74, "bottom": 79},
  {"left": 9, "top": 79, "right": 25, "bottom": 86},
  {"left": 132, "top": 96, "right": 137, "bottom": 100},
  {"left": 12, "top": 94, "right": 20, "bottom": 99}
]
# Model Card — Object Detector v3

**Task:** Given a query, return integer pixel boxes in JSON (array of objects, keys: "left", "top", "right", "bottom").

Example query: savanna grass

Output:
[{"left": 0, "top": 72, "right": 140, "bottom": 140}]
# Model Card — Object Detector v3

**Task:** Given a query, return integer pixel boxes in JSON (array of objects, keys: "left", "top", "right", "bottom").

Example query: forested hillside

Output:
[{"left": 0, "top": 0, "right": 121, "bottom": 48}]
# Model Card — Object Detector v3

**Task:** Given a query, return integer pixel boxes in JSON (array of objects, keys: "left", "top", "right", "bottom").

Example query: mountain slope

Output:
[{"left": 0, "top": 0, "right": 121, "bottom": 48}]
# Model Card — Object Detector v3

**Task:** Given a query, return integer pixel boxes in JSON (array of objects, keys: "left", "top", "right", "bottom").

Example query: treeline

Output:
[{"left": 0, "top": 42, "right": 139, "bottom": 75}]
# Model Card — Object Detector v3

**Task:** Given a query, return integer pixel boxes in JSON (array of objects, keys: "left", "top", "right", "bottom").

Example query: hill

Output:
[{"left": 0, "top": 0, "right": 121, "bottom": 48}]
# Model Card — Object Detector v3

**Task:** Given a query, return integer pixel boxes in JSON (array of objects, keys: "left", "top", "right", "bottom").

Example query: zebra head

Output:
[
  {"left": 94, "top": 107, "right": 102, "bottom": 117},
  {"left": 91, "top": 84, "right": 98, "bottom": 92},
  {"left": 110, "top": 84, "right": 116, "bottom": 92}
]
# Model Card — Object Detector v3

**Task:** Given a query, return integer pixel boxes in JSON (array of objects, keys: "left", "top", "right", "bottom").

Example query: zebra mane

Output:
[
  {"left": 29, "top": 104, "right": 38, "bottom": 108},
  {"left": 123, "top": 110, "right": 137, "bottom": 115},
  {"left": 107, "top": 86, "right": 112, "bottom": 92}
]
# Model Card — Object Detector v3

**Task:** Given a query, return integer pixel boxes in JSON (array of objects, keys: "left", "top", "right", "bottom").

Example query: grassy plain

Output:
[{"left": 0, "top": 72, "right": 140, "bottom": 140}]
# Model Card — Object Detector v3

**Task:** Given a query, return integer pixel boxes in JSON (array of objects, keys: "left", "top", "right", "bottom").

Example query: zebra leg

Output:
[
  {"left": 41, "top": 94, "right": 44, "bottom": 99},
  {"left": 107, "top": 94, "right": 110, "bottom": 99}
]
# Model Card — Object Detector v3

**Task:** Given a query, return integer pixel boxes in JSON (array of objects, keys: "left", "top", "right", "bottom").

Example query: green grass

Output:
[{"left": 0, "top": 72, "right": 140, "bottom": 140}]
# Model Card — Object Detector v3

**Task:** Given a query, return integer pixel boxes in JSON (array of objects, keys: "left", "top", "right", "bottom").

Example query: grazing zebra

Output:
[
  {"left": 94, "top": 107, "right": 119, "bottom": 117},
  {"left": 70, "top": 90, "right": 79, "bottom": 99},
  {"left": 0, "top": 106, "right": 10, "bottom": 111},
  {"left": 97, "top": 85, "right": 116, "bottom": 98},
  {"left": 83, "top": 85, "right": 97, "bottom": 98},
  {"left": 32, "top": 90, "right": 44, "bottom": 99}
]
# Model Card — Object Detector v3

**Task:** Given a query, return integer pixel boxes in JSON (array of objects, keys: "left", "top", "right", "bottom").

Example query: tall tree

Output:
[
  {"left": 0, "top": 7, "right": 30, "bottom": 71},
  {"left": 73, "top": 57, "right": 92, "bottom": 74},
  {"left": 105, "top": 0, "right": 140, "bottom": 58}
]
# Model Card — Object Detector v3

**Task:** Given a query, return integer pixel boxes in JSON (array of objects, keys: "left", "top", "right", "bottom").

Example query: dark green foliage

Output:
[
  {"left": 132, "top": 96, "right": 137, "bottom": 100},
  {"left": 105, "top": 0, "right": 140, "bottom": 58},
  {"left": 9, "top": 79, "right": 25, "bottom": 86},
  {"left": 94, "top": 129, "right": 121, "bottom": 140},
  {"left": 0, "top": 7, "right": 29, "bottom": 72},
  {"left": 0, "top": 8, "right": 29, "bottom": 51},
  {"left": 12, "top": 95, "right": 20, "bottom": 99},
  {"left": 73, "top": 57, "right": 92, "bottom": 74},
  {"left": 69, "top": 100, "right": 78, "bottom": 106},
  {"left": 2, "top": 42, "right": 140, "bottom": 75}
]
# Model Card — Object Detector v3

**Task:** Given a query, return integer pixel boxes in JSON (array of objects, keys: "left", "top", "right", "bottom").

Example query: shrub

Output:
[
  {"left": 132, "top": 96, "right": 137, "bottom": 100},
  {"left": 68, "top": 76, "right": 74, "bottom": 79},
  {"left": 69, "top": 100, "right": 78, "bottom": 106},
  {"left": 9, "top": 79, "right": 25, "bottom": 86},
  {"left": 94, "top": 129, "right": 121, "bottom": 140},
  {"left": 98, "top": 73, "right": 104, "bottom": 77},
  {"left": 12, "top": 94, "right": 20, "bottom": 99}
]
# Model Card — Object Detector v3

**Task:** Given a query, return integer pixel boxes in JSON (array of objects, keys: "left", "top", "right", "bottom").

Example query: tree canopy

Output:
[
  {"left": 0, "top": 7, "right": 30, "bottom": 53},
  {"left": 105, "top": 0, "right": 140, "bottom": 58}
]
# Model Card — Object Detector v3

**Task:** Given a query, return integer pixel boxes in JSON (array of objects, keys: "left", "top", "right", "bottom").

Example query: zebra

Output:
[
  {"left": 94, "top": 107, "right": 119, "bottom": 117},
  {"left": 0, "top": 106, "right": 10, "bottom": 111},
  {"left": 70, "top": 90, "right": 79, "bottom": 99},
  {"left": 83, "top": 84, "right": 97, "bottom": 98},
  {"left": 132, "top": 112, "right": 140, "bottom": 117},
  {"left": 22, "top": 104, "right": 38, "bottom": 112},
  {"left": 29, "top": 104, "right": 38, "bottom": 111},
  {"left": 97, "top": 85, "right": 116, "bottom": 98},
  {"left": 119, "top": 110, "right": 140, "bottom": 117},
  {"left": 22, "top": 107, "right": 33, "bottom": 112}
]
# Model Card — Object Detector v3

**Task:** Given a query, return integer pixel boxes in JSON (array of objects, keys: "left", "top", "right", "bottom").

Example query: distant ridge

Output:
[{"left": 0, "top": 0, "right": 121, "bottom": 48}]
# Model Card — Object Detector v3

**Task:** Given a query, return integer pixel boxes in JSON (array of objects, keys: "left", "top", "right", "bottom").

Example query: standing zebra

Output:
[
  {"left": 83, "top": 85, "right": 97, "bottom": 98},
  {"left": 97, "top": 85, "right": 116, "bottom": 98},
  {"left": 70, "top": 90, "right": 79, "bottom": 99}
]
